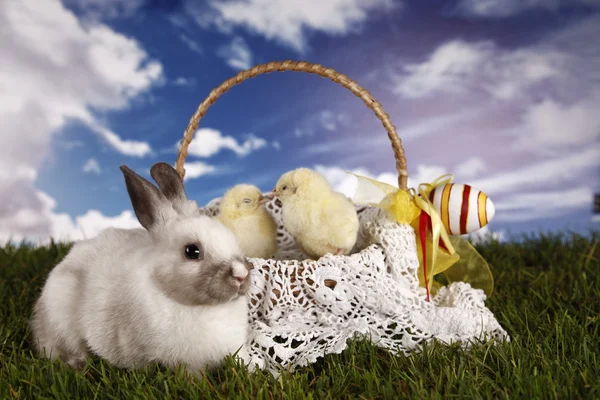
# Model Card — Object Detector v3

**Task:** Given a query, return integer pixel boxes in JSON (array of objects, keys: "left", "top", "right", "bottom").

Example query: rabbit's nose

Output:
[{"left": 231, "top": 261, "right": 248, "bottom": 282}]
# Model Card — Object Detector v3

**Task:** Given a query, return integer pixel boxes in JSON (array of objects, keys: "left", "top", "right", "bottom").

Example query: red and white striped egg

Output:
[{"left": 428, "top": 183, "right": 495, "bottom": 235}]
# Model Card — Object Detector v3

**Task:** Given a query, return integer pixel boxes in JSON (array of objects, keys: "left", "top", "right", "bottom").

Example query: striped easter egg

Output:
[{"left": 428, "top": 183, "right": 495, "bottom": 235}]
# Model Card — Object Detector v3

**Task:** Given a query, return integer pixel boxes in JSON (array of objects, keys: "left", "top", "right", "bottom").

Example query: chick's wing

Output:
[{"left": 317, "top": 193, "right": 359, "bottom": 247}]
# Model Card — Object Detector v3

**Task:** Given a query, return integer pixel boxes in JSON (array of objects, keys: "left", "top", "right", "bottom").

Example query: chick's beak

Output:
[
  {"left": 257, "top": 194, "right": 272, "bottom": 206},
  {"left": 264, "top": 189, "right": 278, "bottom": 198}
]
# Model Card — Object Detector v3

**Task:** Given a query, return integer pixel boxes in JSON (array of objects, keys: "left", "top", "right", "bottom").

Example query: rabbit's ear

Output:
[
  {"left": 150, "top": 162, "right": 187, "bottom": 204},
  {"left": 120, "top": 165, "right": 167, "bottom": 230}
]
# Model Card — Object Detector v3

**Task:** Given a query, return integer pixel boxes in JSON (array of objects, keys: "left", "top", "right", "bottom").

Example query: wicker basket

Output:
[
  {"left": 174, "top": 60, "right": 410, "bottom": 289},
  {"left": 172, "top": 61, "right": 509, "bottom": 374}
]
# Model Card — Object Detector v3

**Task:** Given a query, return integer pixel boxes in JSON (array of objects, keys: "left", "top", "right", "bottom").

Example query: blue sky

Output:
[{"left": 1, "top": 0, "right": 599, "bottom": 244}]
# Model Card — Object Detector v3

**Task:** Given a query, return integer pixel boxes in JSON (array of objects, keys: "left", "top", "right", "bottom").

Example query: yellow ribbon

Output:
[
  {"left": 444, "top": 235, "right": 494, "bottom": 297},
  {"left": 348, "top": 171, "right": 494, "bottom": 298},
  {"left": 408, "top": 174, "right": 458, "bottom": 293}
]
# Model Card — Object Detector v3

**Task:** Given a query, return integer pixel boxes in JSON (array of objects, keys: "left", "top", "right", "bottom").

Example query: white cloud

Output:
[
  {"left": 319, "top": 110, "right": 350, "bottom": 132},
  {"left": 238, "top": 134, "right": 268, "bottom": 155},
  {"left": 0, "top": 0, "right": 162, "bottom": 244},
  {"left": 174, "top": 76, "right": 196, "bottom": 87},
  {"left": 493, "top": 186, "right": 594, "bottom": 222},
  {"left": 182, "top": 161, "right": 217, "bottom": 181},
  {"left": 395, "top": 14, "right": 600, "bottom": 106},
  {"left": 92, "top": 125, "right": 153, "bottom": 157},
  {"left": 272, "top": 141, "right": 281, "bottom": 150},
  {"left": 469, "top": 144, "right": 600, "bottom": 196},
  {"left": 496, "top": 186, "right": 592, "bottom": 212},
  {"left": 193, "top": 0, "right": 398, "bottom": 53},
  {"left": 391, "top": 15, "right": 600, "bottom": 165},
  {"left": 394, "top": 39, "right": 563, "bottom": 100},
  {"left": 82, "top": 158, "right": 101, "bottom": 174},
  {"left": 184, "top": 128, "right": 268, "bottom": 158},
  {"left": 295, "top": 128, "right": 312, "bottom": 138},
  {"left": 0, "top": 189, "right": 141, "bottom": 245},
  {"left": 520, "top": 94, "right": 600, "bottom": 150},
  {"left": 396, "top": 108, "right": 487, "bottom": 141},
  {"left": 0, "top": 166, "right": 38, "bottom": 183},
  {"left": 179, "top": 33, "right": 203, "bottom": 55},
  {"left": 59, "top": 140, "right": 85, "bottom": 150},
  {"left": 408, "top": 165, "right": 450, "bottom": 188},
  {"left": 454, "top": 0, "right": 600, "bottom": 18},
  {"left": 173, "top": 77, "right": 198, "bottom": 88},
  {"left": 395, "top": 40, "right": 491, "bottom": 98},
  {"left": 62, "top": 0, "right": 145, "bottom": 20},
  {"left": 294, "top": 110, "right": 350, "bottom": 142},
  {"left": 320, "top": 111, "right": 337, "bottom": 132},
  {"left": 85, "top": 25, "right": 163, "bottom": 97},
  {"left": 64, "top": 209, "right": 141, "bottom": 240},
  {"left": 454, "top": 157, "right": 487, "bottom": 180},
  {"left": 217, "top": 36, "right": 253, "bottom": 70}
]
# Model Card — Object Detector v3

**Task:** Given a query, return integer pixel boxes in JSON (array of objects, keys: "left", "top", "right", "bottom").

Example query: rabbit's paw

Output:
[{"left": 64, "top": 352, "right": 88, "bottom": 370}]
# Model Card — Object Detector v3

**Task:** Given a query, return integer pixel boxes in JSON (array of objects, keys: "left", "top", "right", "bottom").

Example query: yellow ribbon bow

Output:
[
  {"left": 412, "top": 175, "right": 460, "bottom": 299},
  {"left": 348, "top": 172, "right": 494, "bottom": 300}
]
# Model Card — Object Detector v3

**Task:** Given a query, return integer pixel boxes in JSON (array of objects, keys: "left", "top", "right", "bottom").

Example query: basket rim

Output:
[{"left": 174, "top": 60, "right": 409, "bottom": 190}]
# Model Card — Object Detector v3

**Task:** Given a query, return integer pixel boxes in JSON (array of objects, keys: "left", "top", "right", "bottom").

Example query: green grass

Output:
[{"left": 1, "top": 231, "right": 599, "bottom": 399}]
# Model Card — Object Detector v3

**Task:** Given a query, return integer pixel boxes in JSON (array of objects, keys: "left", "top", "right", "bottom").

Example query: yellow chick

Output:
[
  {"left": 217, "top": 184, "right": 278, "bottom": 259},
  {"left": 267, "top": 168, "right": 359, "bottom": 259}
]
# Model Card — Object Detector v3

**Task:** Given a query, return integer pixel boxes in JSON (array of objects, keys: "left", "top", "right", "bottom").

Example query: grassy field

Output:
[{"left": 1, "top": 231, "right": 599, "bottom": 399}]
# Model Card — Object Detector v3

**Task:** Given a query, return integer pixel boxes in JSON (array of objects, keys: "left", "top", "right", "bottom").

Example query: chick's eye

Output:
[
  {"left": 243, "top": 198, "right": 252, "bottom": 203},
  {"left": 281, "top": 185, "right": 288, "bottom": 191},
  {"left": 184, "top": 244, "right": 202, "bottom": 260}
]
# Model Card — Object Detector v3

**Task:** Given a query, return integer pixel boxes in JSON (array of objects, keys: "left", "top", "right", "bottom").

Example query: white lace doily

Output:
[{"left": 201, "top": 198, "right": 509, "bottom": 376}]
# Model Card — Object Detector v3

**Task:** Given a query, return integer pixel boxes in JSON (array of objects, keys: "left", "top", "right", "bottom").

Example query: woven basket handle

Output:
[{"left": 175, "top": 60, "right": 408, "bottom": 190}]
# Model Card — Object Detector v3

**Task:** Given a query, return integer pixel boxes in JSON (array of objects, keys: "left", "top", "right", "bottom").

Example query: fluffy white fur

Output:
[{"left": 31, "top": 163, "right": 251, "bottom": 374}]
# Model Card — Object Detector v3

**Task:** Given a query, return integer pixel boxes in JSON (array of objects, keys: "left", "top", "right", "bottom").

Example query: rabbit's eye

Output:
[{"left": 184, "top": 244, "right": 202, "bottom": 260}]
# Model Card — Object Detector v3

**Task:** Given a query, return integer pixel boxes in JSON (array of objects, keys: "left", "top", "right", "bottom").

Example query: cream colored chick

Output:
[
  {"left": 217, "top": 184, "right": 278, "bottom": 259},
  {"left": 268, "top": 168, "right": 359, "bottom": 259}
]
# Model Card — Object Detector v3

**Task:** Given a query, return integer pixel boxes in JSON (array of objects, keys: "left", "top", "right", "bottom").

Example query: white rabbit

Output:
[{"left": 30, "top": 162, "right": 251, "bottom": 374}]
